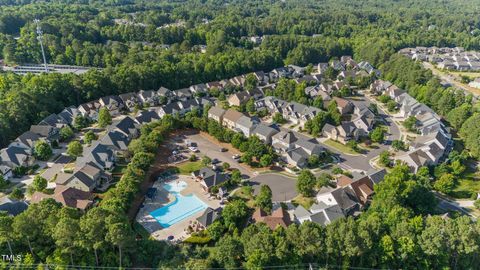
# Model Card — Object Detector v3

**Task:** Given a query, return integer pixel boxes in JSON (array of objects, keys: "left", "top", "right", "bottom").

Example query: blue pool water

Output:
[{"left": 150, "top": 181, "right": 208, "bottom": 228}]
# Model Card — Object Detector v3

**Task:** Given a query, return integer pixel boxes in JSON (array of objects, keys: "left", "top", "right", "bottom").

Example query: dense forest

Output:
[
  {"left": 1, "top": 0, "right": 480, "bottom": 269},
  {"left": 1, "top": 0, "right": 480, "bottom": 146}
]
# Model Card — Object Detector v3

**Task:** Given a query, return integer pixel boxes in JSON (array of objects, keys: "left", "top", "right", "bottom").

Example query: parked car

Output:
[
  {"left": 232, "top": 154, "right": 240, "bottom": 159},
  {"left": 220, "top": 147, "right": 228, "bottom": 152},
  {"left": 212, "top": 158, "right": 220, "bottom": 164},
  {"left": 188, "top": 146, "right": 199, "bottom": 152}
]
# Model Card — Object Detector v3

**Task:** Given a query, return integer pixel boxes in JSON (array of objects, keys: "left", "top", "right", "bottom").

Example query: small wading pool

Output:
[{"left": 150, "top": 181, "right": 207, "bottom": 228}]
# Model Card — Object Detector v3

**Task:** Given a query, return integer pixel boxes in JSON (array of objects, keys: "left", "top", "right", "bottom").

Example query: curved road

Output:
[{"left": 318, "top": 96, "right": 401, "bottom": 172}]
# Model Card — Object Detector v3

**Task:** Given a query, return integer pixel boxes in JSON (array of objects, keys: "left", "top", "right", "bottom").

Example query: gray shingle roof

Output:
[
  {"left": 331, "top": 187, "right": 359, "bottom": 213},
  {"left": 100, "top": 130, "right": 130, "bottom": 151},
  {"left": 0, "top": 198, "right": 28, "bottom": 216},
  {"left": 367, "top": 169, "right": 386, "bottom": 184},
  {"left": 208, "top": 106, "right": 226, "bottom": 118},
  {"left": 293, "top": 205, "right": 310, "bottom": 219},
  {"left": 15, "top": 131, "right": 42, "bottom": 149},
  {"left": 253, "top": 124, "right": 279, "bottom": 138},
  {"left": 0, "top": 146, "right": 29, "bottom": 167},
  {"left": 109, "top": 116, "right": 138, "bottom": 137},
  {"left": 194, "top": 167, "right": 228, "bottom": 188},
  {"left": 196, "top": 207, "right": 221, "bottom": 227},
  {"left": 135, "top": 110, "right": 160, "bottom": 124}
]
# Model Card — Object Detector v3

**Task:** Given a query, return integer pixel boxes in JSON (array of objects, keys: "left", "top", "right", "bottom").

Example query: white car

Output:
[
  {"left": 232, "top": 154, "right": 240, "bottom": 159},
  {"left": 188, "top": 146, "right": 199, "bottom": 152}
]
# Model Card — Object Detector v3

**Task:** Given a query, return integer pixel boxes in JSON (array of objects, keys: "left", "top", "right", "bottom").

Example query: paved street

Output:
[
  {"left": 249, "top": 173, "right": 298, "bottom": 201},
  {"left": 288, "top": 94, "right": 401, "bottom": 172}
]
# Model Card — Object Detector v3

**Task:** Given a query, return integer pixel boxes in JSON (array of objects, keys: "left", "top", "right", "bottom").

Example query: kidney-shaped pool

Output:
[{"left": 150, "top": 181, "right": 208, "bottom": 228}]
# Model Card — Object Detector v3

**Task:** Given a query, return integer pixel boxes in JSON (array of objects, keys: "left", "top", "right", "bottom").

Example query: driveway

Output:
[
  {"left": 186, "top": 133, "right": 253, "bottom": 177},
  {"left": 248, "top": 173, "right": 298, "bottom": 201}
]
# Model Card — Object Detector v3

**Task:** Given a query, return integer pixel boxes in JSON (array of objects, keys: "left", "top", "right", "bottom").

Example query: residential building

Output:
[
  {"left": 57, "top": 106, "right": 79, "bottom": 126},
  {"left": 100, "top": 130, "right": 130, "bottom": 155},
  {"left": 109, "top": 116, "right": 140, "bottom": 139},
  {"left": 396, "top": 149, "right": 432, "bottom": 173},
  {"left": 293, "top": 203, "right": 344, "bottom": 226},
  {"left": 322, "top": 122, "right": 359, "bottom": 144},
  {"left": 196, "top": 207, "right": 222, "bottom": 229},
  {"left": 235, "top": 116, "right": 258, "bottom": 137},
  {"left": 207, "top": 106, "right": 226, "bottom": 123},
  {"left": 157, "top": 87, "right": 173, "bottom": 100},
  {"left": 332, "top": 97, "right": 354, "bottom": 115},
  {"left": 192, "top": 167, "right": 229, "bottom": 192},
  {"left": 78, "top": 101, "right": 101, "bottom": 120},
  {"left": 137, "top": 90, "right": 159, "bottom": 106},
  {"left": 252, "top": 124, "right": 279, "bottom": 144},
  {"left": 119, "top": 92, "right": 140, "bottom": 111},
  {"left": 11, "top": 131, "right": 42, "bottom": 151},
  {"left": 174, "top": 88, "right": 193, "bottom": 101},
  {"left": 76, "top": 142, "right": 115, "bottom": 171},
  {"left": 252, "top": 207, "right": 292, "bottom": 230},
  {"left": 30, "top": 185, "right": 94, "bottom": 210},
  {"left": 190, "top": 84, "right": 208, "bottom": 96},
  {"left": 222, "top": 109, "right": 244, "bottom": 130},
  {"left": 0, "top": 146, "right": 33, "bottom": 168},
  {"left": 135, "top": 109, "right": 161, "bottom": 124},
  {"left": 272, "top": 131, "right": 298, "bottom": 153},
  {"left": 0, "top": 165, "right": 13, "bottom": 180},
  {"left": 367, "top": 168, "right": 387, "bottom": 185},
  {"left": 98, "top": 95, "right": 123, "bottom": 115},
  {"left": 228, "top": 91, "right": 251, "bottom": 107},
  {"left": 56, "top": 162, "right": 110, "bottom": 192},
  {"left": 0, "top": 198, "right": 28, "bottom": 216},
  {"left": 285, "top": 147, "right": 309, "bottom": 168},
  {"left": 30, "top": 125, "right": 60, "bottom": 143}
]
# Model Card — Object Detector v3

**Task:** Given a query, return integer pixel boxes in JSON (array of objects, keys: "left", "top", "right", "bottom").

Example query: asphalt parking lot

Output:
[
  {"left": 249, "top": 173, "right": 298, "bottom": 201},
  {"left": 185, "top": 133, "right": 253, "bottom": 177}
]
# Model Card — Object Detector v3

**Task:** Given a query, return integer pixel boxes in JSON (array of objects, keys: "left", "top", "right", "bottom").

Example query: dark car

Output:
[
  {"left": 212, "top": 158, "right": 220, "bottom": 164},
  {"left": 220, "top": 147, "right": 228, "bottom": 152}
]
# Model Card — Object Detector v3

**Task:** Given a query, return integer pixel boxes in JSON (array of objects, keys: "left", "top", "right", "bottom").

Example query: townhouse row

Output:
[
  {"left": 207, "top": 104, "right": 325, "bottom": 169},
  {"left": 399, "top": 46, "right": 480, "bottom": 71},
  {"left": 370, "top": 79, "right": 452, "bottom": 173}
]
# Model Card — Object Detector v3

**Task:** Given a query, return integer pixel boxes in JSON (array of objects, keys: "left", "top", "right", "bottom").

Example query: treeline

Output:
[
  {"left": 380, "top": 54, "right": 480, "bottom": 158},
  {"left": 3, "top": 0, "right": 480, "bottom": 67},
  {"left": 0, "top": 47, "right": 282, "bottom": 147},
  {"left": 0, "top": 114, "right": 185, "bottom": 268}
]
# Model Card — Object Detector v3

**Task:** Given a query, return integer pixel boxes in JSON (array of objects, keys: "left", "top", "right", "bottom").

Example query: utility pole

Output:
[{"left": 34, "top": 19, "right": 48, "bottom": 73}]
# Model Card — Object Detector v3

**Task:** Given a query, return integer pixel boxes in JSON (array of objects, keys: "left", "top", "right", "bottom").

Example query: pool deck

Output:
[{"left": 136, "top": 174, "right": 221, "bottom": 242}]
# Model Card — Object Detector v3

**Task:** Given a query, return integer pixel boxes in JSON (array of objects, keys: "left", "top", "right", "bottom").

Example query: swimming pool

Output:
[{"left": 150, "top": 181, "right": 208, "bottom": 228}]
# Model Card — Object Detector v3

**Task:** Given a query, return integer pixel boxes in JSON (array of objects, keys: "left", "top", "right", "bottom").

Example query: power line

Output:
[{"left": 34, "top": 18, "right": 48, "bottom": 73}]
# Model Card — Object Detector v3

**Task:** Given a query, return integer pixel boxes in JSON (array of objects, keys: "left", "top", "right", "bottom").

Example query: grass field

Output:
[
  {"left": 175, "top": 160, "right": 204, "bottom": 175},
  {"left": 323, "top": 139, "right": 361, "bottom": 155}
]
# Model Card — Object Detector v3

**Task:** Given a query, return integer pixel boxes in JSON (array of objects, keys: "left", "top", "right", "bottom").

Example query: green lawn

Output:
[
  {"left": 112, "top": 164, "right": 127, "bottom": 174},
  {"left": 291, "top": 194, "right": 315, "bottom": 209},
  {"left": 231, "top": 186, "right": 255, "bottom": 207},
  {"left": 323, "top": 139, "right": 360, "bottom": 155},
  {"left": 175, "top": 160, "right": 204, "bottom": 175},
  {"left": 451, "top": 178, "right": 480, "bottom": 199}
]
